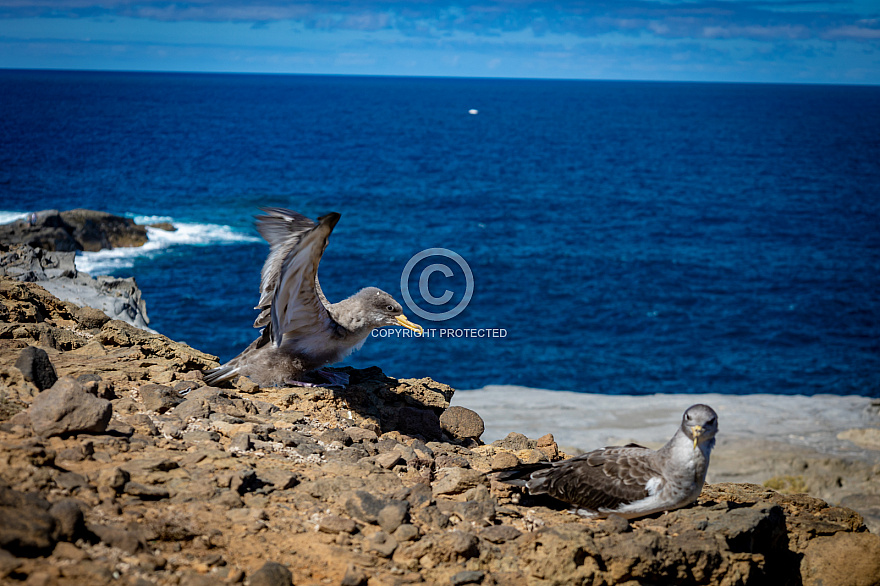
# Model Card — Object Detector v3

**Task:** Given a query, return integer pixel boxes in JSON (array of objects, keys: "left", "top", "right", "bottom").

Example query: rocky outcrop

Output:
[
  {"left": 0, "top": 245, "right": 151, "bottom": 329},
  {"left": 0, "top": 280, "right": 878, "bottom": 586},
  {"left": 0, "top": 209, "right": 148, "bottom": 252}
]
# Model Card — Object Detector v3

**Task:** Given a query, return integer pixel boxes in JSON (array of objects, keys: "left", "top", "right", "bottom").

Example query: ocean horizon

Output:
[{"left": 2, "top": 69, "right": 879, "bottom": 397}]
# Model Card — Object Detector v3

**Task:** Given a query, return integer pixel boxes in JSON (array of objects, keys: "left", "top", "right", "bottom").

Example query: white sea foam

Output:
[
  {"left": 0, "top": 211, "right": 28, "bottom": 224},
  {"left": 75, "top": 221, "right": 260, "bottom": 275},
  {"left": 131, "top": 214, "right": 174, "bottom": 224}
]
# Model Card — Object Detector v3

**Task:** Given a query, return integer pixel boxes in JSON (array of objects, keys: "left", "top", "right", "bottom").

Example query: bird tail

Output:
[
  {"left": 494, "top": 462, "right": 554, "bottom": 493},
  {"left": 203, "top": 363, "right": 239, "bottom": 386}
]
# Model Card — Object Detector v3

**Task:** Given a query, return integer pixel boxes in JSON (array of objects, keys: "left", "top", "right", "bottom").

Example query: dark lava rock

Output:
[
  {"left": 14, "top": 346, "right": 57, "bottom": 391},
  {"left": 48, "top": 499, "right": 86, "bottom": 542},
  {"left": 492, "top": 432, "right": 533, "bottom": 451},
  {"left": 377, "top": 500, "right": 410, "bottom": 533},
  {"left": 0, "top": 486, "right": 57, "bottom": 555},
  {"left": 229, "top": 433, "right": 253, "bottom": 452},
  {"left": 249, "top": 561, "right": 293, "bottom": 586},
  {"left": 29, "top": 377, "right": 112, "bottom": 437},
  {"left": 172, "top": 397, "right": 211, "bottom": 421},
  {"left": 440, "top": 406, "right": 485, "bottom": 441},
  {"left": 269, "top": 429, "right": 311, "bottom": 447},
  {"left": 318, "top": 428, "right": 351, "bottom": 446},
  {"left": 345, "top": 491, "right": 389, "bottom": 525},
  {"left": 345, "top": 427, "right": 378, "bottom": 443},
  {"left": 138, "top": 383, "right": 182, "bottom": 414},
  {"left": 397, "top": 406, "right": 443, "bottom": 440},
  {"left": 87, "top": 523, "right": 145, "bottom": 554}
]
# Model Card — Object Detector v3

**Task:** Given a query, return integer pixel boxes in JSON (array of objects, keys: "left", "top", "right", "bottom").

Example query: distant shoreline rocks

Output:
[{"left": 0, "top": 208, "right": 151, "bottom": 252}]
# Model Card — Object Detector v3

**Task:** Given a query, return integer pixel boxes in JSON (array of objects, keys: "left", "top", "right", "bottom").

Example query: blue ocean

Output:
[{"left": 2, "top": 69, "right": 879, "bottom": 396}]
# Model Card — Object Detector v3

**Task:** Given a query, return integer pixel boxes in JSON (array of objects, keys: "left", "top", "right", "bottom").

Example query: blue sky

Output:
[{"left": 1, "top": 1, "right": 879, "bottom": 83}]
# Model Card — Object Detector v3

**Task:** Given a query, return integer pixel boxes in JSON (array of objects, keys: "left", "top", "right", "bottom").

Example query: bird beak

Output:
[
  {"left": 395, "top": 315, "right": 424, "bottom": 335},
  {"left": 692, "top": 425, "right": 703, "bottom": 449}
]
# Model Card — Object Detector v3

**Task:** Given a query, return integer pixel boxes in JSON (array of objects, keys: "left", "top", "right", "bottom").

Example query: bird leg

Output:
[
  {"left": 284, "top": 370, "right": 350, "bottom": 388},
  {"left": 316, "top": 369, "right": 350, "bottom": 387},
  {"left": 285, "top": 380, "right": 332, "bottom": 388}
]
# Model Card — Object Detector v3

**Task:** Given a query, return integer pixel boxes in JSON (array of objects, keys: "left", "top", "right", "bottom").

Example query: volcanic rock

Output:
[
  {"left": 440, "top": 405, "right": 485, "bottom": 440},
  {"left": 28, "top": 377, "right": 112, "bottom": 437},
  {"left": 14, "top": 346, "right": 57, "bottom": 391}
]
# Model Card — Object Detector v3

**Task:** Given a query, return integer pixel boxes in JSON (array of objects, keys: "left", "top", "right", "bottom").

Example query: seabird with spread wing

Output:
[
  {"left": 203, "top": 208, "right": 423, "bottom": 388},
  {"left": 495, "top": 404, "right": 718, "bottom": 519}
]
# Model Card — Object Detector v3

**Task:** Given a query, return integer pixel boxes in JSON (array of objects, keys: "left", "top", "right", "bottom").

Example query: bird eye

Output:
[{"left": 386, "top": 305, "right": 395, "bottom": 312}]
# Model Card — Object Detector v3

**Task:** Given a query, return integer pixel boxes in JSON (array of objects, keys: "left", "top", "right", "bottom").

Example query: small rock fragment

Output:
[
  {"left": 432, "top": 467, "right": 488, "bottom": 497},
  {"left": 341, "top": 564, "right": 368, "bottom": 586},
  {"left": 492, "top": 432, "right": 531, "bottom": 451},
  {"left": 602, "top": 514, "right": 630, "bottom": 534},
  {"left": 318, "top": 515, "right": 358, "bottom": 534},
  {"left": 451, "top": 570, "right": 485, "bottom": 585},
  {"left": 365, "top": 530, "right": 397, "bottom": 558},
  {"left": 345, "top": 427, "right": 378, "bottom": 443},
  {"left": 491, "top": 452, "right": 519, "bottom": 470},
  {"left": 229, "top": 433, "right": 253, "bottom": 452},
  {"left": 480, "top": 525, "right": 522, "bottom": 543},
  {"left": 393, "top": 524, "right": 420, "bottom": 542},
  {"left": 377, "top": 501, "right": 410, "bottom": 533},
  {"left": 375, "top": 452, "right": 404, "bottom": 469}
]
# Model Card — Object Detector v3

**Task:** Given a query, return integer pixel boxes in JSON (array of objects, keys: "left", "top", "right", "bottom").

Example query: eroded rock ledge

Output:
[{"left": 1, "top": 279, "right": 879, "bottom": 586}]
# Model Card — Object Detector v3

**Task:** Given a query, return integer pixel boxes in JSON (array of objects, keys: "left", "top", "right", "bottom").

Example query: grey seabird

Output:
[
  {"left": 495, "top": 404, "right": 718, "bottom": 519},
  {"left": 203, "top": 208, "right": 423, "bottom": 388}
]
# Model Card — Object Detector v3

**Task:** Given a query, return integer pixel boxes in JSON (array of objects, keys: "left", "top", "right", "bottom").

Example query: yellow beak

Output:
[
  {"left": 395, "top": 314, "right": 424, "bottom": 335},
  {"left": 692, "top": 425, "right": 703, "bottom": 449}
]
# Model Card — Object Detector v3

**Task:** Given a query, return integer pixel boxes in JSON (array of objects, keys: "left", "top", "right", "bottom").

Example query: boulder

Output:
[
  {"left": 29, "top": 377, "right": 112, "bottom": 437},
  {"left": 440, "top": 406, "right": 485, "bottom": 440}
]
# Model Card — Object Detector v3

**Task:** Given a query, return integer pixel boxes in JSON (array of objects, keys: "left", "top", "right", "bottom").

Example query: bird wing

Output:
[
  {"left": 253, "top": 207, "right": 331, "bottom": 328},
  {"left": 266, "top": 212, "right": 341, "bottom": 347},
  {"left": 533, "top": 446, "right": 663, "bottom": 511}
]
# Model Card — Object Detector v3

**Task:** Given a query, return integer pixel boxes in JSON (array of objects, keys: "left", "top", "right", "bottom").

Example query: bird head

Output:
[
  {"left": 357, "top": 287, "right": 423, "bottom": 335},
  {"left": 681, "top": 404, "right": 719, "bottom": 449}
]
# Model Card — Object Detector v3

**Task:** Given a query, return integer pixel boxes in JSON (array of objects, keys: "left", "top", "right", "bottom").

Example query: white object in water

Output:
[{"left": 468, "top": 109, "right": 478, "bottom": 115}]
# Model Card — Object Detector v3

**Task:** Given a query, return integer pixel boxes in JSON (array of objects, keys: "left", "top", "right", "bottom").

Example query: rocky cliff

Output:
[{"left": 1, "top": 278, "right": 879, "bottom": 586}]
